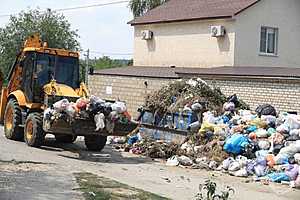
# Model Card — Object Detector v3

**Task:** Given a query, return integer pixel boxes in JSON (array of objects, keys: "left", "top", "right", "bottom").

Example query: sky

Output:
[{"left": 0, "top": 0, "right": 134, "bottom": 59}]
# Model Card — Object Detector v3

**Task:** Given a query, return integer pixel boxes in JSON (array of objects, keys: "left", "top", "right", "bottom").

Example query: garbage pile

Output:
[
  {"left": 144, "top": 78, "right": 249, "bottom": 114},
  {"left": 43, "top": 95, "right": 132, "bottom": 133},
  {"left": 112, "top": 103, "right": 300, "bottom": 189}
]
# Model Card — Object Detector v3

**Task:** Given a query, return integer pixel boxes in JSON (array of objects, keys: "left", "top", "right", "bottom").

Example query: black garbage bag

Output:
[
  {"left": 255, "top": 104, "right": 277, "bottom": 117},
  {"left": 227, "top": 94, "right": 239, "bottom": 105}
]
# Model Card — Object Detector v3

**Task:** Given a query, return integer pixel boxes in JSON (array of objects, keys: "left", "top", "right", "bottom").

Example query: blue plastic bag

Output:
[
  {"left": 267, "top": 172, "right": 290, "bottom": 182},
  {"left": 224, "top": 134, "right": 250, "bottom": 154},
  {"left": 128, "top": 135, "right": 139, "bottom": 145}
]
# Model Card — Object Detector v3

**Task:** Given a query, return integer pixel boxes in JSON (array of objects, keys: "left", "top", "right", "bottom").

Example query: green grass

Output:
[{"left": 74, "top": 172, "right": 170, "bottom": 200}]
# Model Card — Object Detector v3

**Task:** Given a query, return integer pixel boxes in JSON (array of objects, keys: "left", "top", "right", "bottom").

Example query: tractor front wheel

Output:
[
  {"left": 24, "top": 113, "right": 45, "bottom": 147},
  {"left": 84, "top": 135, "right": 107, "bottom": 151},
  {"left": 4, "top": 99, "right": 23, "bottom": 141}
]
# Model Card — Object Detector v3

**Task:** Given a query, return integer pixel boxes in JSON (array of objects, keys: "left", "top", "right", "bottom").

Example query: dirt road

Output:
[{"left": 0, "top": 126, "right": 299, "bottom": 200}]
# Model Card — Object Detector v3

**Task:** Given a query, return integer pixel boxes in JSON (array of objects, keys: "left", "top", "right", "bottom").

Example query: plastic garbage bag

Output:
[
  {"left": 253, "top": 157, "right": 267, "bottom": 177},
  {"left": 128, "top": 135, "right": 139, "bottom": 145},
  {"left": 267, "top": 172, "right": 290, "bottom": 182},
  {"left": 246, "top": 160, "right": 256, "bottom": 175},
  {"left": 290, "top": 168, "right": 300, "bottom": 188},
  {"left": 295, "top": 153, "right": 300, "bottom": 164},
  {"left": 228, "top": 161, "right": 241, "bottom": 172},
  {"left": 277, "top": 140, "right": 300, "bottom": 157},
  {"left": 111, "top": 101, "right": 127, "bottom": 114},
  {"left": 94, "top": 113, "right": 105, "bottom": 131},
  {"left": 223, "top": 102, "right": 235, "bottom": 112},
  {"left": 222, "top": 157, "right": 235, "bottom": 170},
  {"left": 198, "top": 122, "right": 215, "bottom": 135},
  {"left": 231, "top": 167, "right": 248, "bottom": 177},
  {"left": 255, "top": 150, "right": 269, "bottom": 158},
  {"left": 188, "top": 121, "right": 201, "bottom": 132},
  {"left": 255, "top": 129, "right": 268, "bottom": 138},
  {"left": 191, "top": 102, "right": 203, "bottom": 112},
  {"left": 76, "top": 98, "right": 89, "bottom": 110},
  {"left": 203, "top": 112, "right": 216, "bottom": 124},
  {"left": 166, "top": 156, "right": 179, "bottom": 166},
  {"left": 246, "top": 125, "right": 257, "bottom": 133},
  {"left": 276, "top": 124, "right": 289, "bottom": 134},
  {"left": 261, "top": 115, "right": 277, "bottom": 125},
  {"left": 290, "top": 129, "right": 300, "bottom": 136},
  {"left": 255, "top": 104, "right": 277, "bottom": 117},
  {"left": 269, "top": 132, "right": 285, "bottom": 145},
  {"left": 285, "top": 115, "right": 300, "bottom": 130},
  {"left": 236, "top": 155, "right": 248, "bottom": 167},
  {"left": 178, "top": 156, "right": 193, "bottom": 166},
  {"left": 65, "top": 103, "right": 77, "bottom": 118},
  {"left": 267, "top": 128, "right": 276, "bottom": 137},
  {"left": 258, "top": 140, "right": 271, "bottom": 150},
  {"left": 274, "top": 154, "right": 289, "bottom": 165},
  {"left": 266, "top": 154, "right": 275, "bottom": 167},
  {"left": 250, "top": 118, "right": 268, "bottom": 129},
  {"left": 53, "top": 99, "right": 69, "bottom": 112},
  {"left": 285, "top": 164, "right": 299, "bottom": 181},
  {"left": 223, "top": 134, "right": 250, "bottom": 154}
]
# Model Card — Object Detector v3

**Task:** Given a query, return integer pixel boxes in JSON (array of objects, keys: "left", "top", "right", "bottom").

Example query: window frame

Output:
[{"left": 259, "top": 26, "right": 279, "bottom": 56}]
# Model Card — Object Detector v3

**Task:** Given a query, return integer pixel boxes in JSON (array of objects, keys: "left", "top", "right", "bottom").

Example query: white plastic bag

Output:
[
  {"left": 94, "top": 113, "right": 105, "bottom": 131},
  {"left": 166, "top": 156, "right": 179, "bottom": 167},
  {"left": 258, "top": 140, "right": 271, "bottom": 150},
  {"left": 53, "top": 99, "right": 69, "bottom": 112},
  {"left": 178, "top": 156, "right": 193, "bottom": 166},
  {"left": 111, "top": 101, "right": 127, "bottom": 114},
  {"left": 222, "top": 157, "right": 235, "bottom": 170}
]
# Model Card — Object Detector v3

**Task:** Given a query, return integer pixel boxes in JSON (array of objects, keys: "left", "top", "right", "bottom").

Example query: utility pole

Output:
[{"left": 84, "top": 49, "right": 90, "bottom": 86}]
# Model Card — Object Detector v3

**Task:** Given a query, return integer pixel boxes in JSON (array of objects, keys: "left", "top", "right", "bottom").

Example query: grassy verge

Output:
[{"left": 74, "top": 172, "right": 170, "bottom": 200}]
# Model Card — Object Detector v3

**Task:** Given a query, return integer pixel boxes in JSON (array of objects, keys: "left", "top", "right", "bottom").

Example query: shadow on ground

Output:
[{"left": 40, "top": 137, "right": 153, "bottom": 165}]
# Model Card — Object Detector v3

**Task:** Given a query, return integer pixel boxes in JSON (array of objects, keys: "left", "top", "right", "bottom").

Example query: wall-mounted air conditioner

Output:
[
  {"left": 141, "top": 30, "right": 153, "bottom": 40},
  {"left": 211, "top": 26, "right": 226, "bottom": 37}
]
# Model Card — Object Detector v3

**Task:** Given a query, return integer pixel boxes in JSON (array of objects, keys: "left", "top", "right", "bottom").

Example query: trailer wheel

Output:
[
  {"left": 55, "top": 135, "right": 77, "bottom": 143},
  {"left": 24, "top": 113, "right": 45, "bottom": 147},
  {"left": 4, "top": 99, "right": 23, "bottom": 141},
  {"left": 84, "top": 135, "right": 107, "bottom": 151}
]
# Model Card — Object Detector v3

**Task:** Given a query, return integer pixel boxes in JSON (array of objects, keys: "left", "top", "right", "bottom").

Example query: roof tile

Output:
[{"left": 129, "top": 0, "right": 260, "bottom": 25}]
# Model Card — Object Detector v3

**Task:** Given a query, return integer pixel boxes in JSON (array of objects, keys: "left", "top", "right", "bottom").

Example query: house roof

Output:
[
  {"left": 93, "top": 66, "right": 180, "bottom": 79},
  {"left": 94, "top": 66, "right": 300, "bottom": 79},
  {"left": 129, "top": 0, "right": 260, "bottom": 25}
]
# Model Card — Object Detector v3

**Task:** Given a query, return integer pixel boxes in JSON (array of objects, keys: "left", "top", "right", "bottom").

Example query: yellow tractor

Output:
[{"left": 0, "top": 34, "right": 136, "bottom": 151}]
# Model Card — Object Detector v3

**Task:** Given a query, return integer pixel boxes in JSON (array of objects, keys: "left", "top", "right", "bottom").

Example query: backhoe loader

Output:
[{"left": 0, "top": 34, "right": 137, "bottom": 151}]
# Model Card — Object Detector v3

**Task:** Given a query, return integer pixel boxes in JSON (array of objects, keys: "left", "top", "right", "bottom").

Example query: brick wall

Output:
[
  {"left": 204, "top": 77, "right": 300, "bottom": 113},
  {"left": 89, "top": 74, "right": 300, "bottom": 116},
  {"left": 88, "top": 75, "right": 173, "bottom": 116}
]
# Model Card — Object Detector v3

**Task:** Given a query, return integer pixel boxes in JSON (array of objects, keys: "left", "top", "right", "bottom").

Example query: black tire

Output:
[
  {"left": 24, "top": 113, "right": 45, "bottom": 147},
  {"left": 55, "top": 135, "right": 77, "bottom": 143},
  {"left": 84, "top": 135, "right": 107, "bottom": 151},
  {"left": 4, "top": 98, "right": 23, "bottom": 141}
]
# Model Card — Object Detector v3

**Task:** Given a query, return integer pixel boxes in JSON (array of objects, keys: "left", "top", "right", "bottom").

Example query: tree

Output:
[
  {"left": 129, "top": 0, "right": 168, "bottom": 17},
  {"left": 0, "top": 9, "right": 80, "bottom": 77}
]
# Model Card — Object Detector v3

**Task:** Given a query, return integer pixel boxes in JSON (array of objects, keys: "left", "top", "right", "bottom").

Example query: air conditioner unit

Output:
[
  {"left": 211, "top": 26, "right": 226, "bottom": 37},
  {"left": 141, "top": 30, "right": 153, "bottom": 40}
]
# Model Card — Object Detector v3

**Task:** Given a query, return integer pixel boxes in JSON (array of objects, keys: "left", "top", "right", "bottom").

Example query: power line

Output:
[
  {"left": 89, "top": 50, "right": 132, "bottom": 56},
  {"left": 54, "top": 1, "right": 129, "bottom": 12},
  {"left": 0, "top": 0, "right": 129, "bottom": 18}
]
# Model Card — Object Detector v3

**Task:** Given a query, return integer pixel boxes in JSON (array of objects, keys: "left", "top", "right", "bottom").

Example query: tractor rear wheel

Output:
[
  {"left": 24, "top": 113, "right": 45, "bottom": 147},
  {"left": 84, "top": 135, "right": 107, "bottom": 151},
  {"left": 4, "top": 99, "right": 23, "bottom": 141},
  {"left": 55, "top": 135, "right": 77, "bottom": 143}
]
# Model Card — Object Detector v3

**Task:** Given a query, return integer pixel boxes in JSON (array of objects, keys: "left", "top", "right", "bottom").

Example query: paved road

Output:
[{"left": 0, "top": 126, "right": 300, "bottom": 200}]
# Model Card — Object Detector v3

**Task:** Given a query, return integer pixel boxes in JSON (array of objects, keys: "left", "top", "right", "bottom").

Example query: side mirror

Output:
[{"left": 89, "top": 66, "right": 94, "bottom": 75}]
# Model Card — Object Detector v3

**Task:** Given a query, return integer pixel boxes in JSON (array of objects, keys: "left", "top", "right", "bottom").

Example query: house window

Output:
[{"left": 260, "top": 27, "right": 278, "bottom": 55}]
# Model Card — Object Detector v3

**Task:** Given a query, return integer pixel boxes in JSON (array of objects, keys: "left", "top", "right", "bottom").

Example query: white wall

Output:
[
  {"left": 133, "top": 19, "right": 236, "bottom": 68},
  {"left": 234, "top": 0, "right": 300, "bottom": 68}
]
